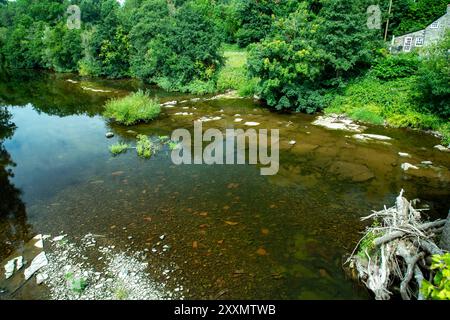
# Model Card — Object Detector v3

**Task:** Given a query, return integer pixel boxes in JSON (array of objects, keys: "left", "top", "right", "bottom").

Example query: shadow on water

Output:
[
  {"left": 0, "top": 71, "right": 448, "bottom": 300},
  {"left": 0, "top": 106, "right": 31, "bottom": 260}
]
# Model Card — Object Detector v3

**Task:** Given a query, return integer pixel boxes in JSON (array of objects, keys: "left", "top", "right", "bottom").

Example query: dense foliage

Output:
[
  {"left": 247, "top": 0, "right": 380, "bottom": 113},
  {"left": 0, "top": 0, "right": 448, "bottom": 138},
  {"left": 0, "top": 0, "right": 223, "bottom": 89},
  {"left": 415, "top": 31, "right": 450, "bottom": 119},
  {"left": 422, "top": 253, "right": 450, "bottom": 300}
]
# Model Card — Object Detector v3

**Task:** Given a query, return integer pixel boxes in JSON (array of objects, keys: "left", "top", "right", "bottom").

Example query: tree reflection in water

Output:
[{"left": 0, "top": 106, "right": 30, "bottom": 261}]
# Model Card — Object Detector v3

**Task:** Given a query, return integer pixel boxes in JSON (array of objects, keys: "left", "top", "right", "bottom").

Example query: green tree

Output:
[
  {"left": 43, "top": 22, "right": 82, "bottom": 72},
  {"left": 416, "top": 31, "right": 450, "bottom": 119},
  {"left": 248, "top": 0, "right": 380, "bottom": 112}
]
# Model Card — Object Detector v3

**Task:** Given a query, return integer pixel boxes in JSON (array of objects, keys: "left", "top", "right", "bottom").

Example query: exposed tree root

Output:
[{"left": 346, "top": 190, "right": 448, "bottom": 300}]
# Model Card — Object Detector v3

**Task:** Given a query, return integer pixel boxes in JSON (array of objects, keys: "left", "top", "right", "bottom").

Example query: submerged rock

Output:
[
  {"left": 105, "top": 132, "right": 114, "bottom": 139},
  {"left": 328, "top": 161, "right": 374, "bottom": 182}
]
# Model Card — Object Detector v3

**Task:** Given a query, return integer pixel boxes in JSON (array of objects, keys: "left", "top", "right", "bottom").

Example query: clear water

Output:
[{"left": 0, "top": 71, "right": 449, "bottom": 299}]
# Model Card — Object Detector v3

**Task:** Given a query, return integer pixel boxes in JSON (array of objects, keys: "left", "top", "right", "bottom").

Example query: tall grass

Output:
[{"left": 103, "top": 90, "right": 161, "bottom": 125}]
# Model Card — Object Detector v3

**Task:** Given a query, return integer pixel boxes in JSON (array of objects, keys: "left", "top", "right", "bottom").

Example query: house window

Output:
[
  {"left": 415, "top": 37, "right": 424, "bottom": 46},
  {"left": 404, "top": 37, "right": 413, "bottom": 52},
  {"left": 431, "top": 21, "right": 439, "bottom": 29}
]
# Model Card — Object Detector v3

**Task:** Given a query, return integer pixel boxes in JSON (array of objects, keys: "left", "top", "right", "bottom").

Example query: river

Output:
[{"left": 0, "top": 71, "right": 449, "bottom": 299}]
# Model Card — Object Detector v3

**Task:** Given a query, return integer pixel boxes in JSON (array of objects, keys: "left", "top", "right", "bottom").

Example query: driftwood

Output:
[{"left": 346, "top": 190, "right": 448, "bottom": 300}]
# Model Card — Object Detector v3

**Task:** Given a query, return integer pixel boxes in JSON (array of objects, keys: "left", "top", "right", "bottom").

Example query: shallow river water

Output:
[{"left": 0, "top": 71, "right": 449, "bottom": 299}]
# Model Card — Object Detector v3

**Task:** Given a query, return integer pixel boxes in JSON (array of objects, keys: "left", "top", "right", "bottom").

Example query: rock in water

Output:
[
  {"left": 353, "top": 134, "right": 392, "bottom": 141},
  {"left": 4, "top": 256, "right": 24, "bottom": 279},
  {"left": 244, "top": 122, "right": 260, "bottom": 126},
  {"left": 312, "top": 114, "right": 365, "bottom": 132},
  {"left": 398, "top": 152, "right": 411, "bottom": 158},
  {"left": 106, "top": 132, "right": 114, "bottom": 139},
  {"left": 401, "top": 163, "right": 419, "bottom": 171},
  {"left": 24, "top": 252, "right": 48, "bottom": 280},
  {"left": 434, "top": 145, "right": 450, "bottom": 152}
]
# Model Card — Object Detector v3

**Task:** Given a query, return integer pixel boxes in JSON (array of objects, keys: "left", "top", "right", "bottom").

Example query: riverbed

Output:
[{"left": 0, "top": 71, "right": 449, "bottom": 299}]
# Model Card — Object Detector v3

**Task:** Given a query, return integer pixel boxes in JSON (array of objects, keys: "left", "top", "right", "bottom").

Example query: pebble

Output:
[{"left": 105, "top": 132, "right": 114, "bottom": 138}]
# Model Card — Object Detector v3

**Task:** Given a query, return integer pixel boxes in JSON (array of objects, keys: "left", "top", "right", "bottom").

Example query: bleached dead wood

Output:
[{"left": 346, "top": 189, "right": 447, "bottom": 300}]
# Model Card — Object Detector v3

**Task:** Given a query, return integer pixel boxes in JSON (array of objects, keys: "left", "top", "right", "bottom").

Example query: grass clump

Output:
[
  {"left": 136, "top": 134, "right": 152, "bottom": 158},
  {"left": 109, "top": 142, "right": 129, "bottom": 155},
  {"left": 103, "top": 90, "right": 161, "bottom": 125}
]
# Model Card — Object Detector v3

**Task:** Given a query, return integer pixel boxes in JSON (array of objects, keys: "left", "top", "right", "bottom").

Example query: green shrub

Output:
[
  {"left": 136, "top": 134, "right": 152, "bottom": 158},
  {"left": 109, "top": 142, "right": 129, "bottom": 155},
  {"left": 371, "top": 53, "right": 419, "bottom": 80},
  {"left": 415, "top": 31, "right": 450, "bottom": 119},
  {"left": 422, "top": 253, "right": 450, "bottom": 300},
  {"left": 103, "top": 91, "right": 160, "bottom": 126}
]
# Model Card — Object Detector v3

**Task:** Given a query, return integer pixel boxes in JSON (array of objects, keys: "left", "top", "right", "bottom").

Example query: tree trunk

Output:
[{"left": 440, "top": 210, "right": 450, "bottom": 251}]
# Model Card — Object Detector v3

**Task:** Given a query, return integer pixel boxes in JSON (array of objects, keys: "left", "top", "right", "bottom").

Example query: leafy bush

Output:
[
  {"left": 109, "top": 142, "right": 129, "bottom": 155},
  {"left": 103, "top": 91, "right": 160, "bottom": 126},
  {"left": 422, "top": 253, "right": 450, "bottom": 300},
  {"left": 371, "top": 53, "right": 419, "bottom": 80},
  {"left": 415, "top": 32, "right": 450, "bottom": 119},
  {"left": 247, "top": 0, "right": 380, "bottom": 112}
]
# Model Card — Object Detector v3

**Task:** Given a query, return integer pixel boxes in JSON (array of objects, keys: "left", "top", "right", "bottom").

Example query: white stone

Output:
[
  {"left": 52, "top": 235, "right": 66, "bottom": 242},
  {"left": 398, "top": 152, "right": 411, "bottom": 158},
  {"left": 24, "top": 252, "right": 49, "bottom": 280},
  {"left": 421, "top": 161, "right": 433, "bottom": 165},
  {"left": 161, "top": 100, "right": 177, "bottom": 106},
  {"left": 234, "top": 118, "right": 243, "bottom": 122},
  {"left": 359, "top": 134, "right": 392, "bottom": 141},
  {"left": 312, "top": 115, "right": 364, "bottom": 132},
  {"left": 36, "top": 273, "right": 48, "bottom": 285},
  {"left": 353, "top": 134, "right": 392, "bottom": 141},
  {"left": 288, "top": 140, "right": 296, "bottom": 145},
  {"left": 401, "top": 163, "right": 419, "bottom": 171},
  {"left": 4, "top": 256, "right": 23, "bottom": 279},
  {"left": 434, "top": 145, "right": 450, "bottom": 152},
  {"left": 244, "top": 122, "right": 260, "bottom": 126}
]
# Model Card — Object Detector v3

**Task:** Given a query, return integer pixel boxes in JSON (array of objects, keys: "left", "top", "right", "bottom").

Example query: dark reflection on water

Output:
[
  {"left": 0, "top": 106, "right": 31, "bottom": 259},
  {"left": 0, "top": 71, "right": 448, "bottom": 300}
]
